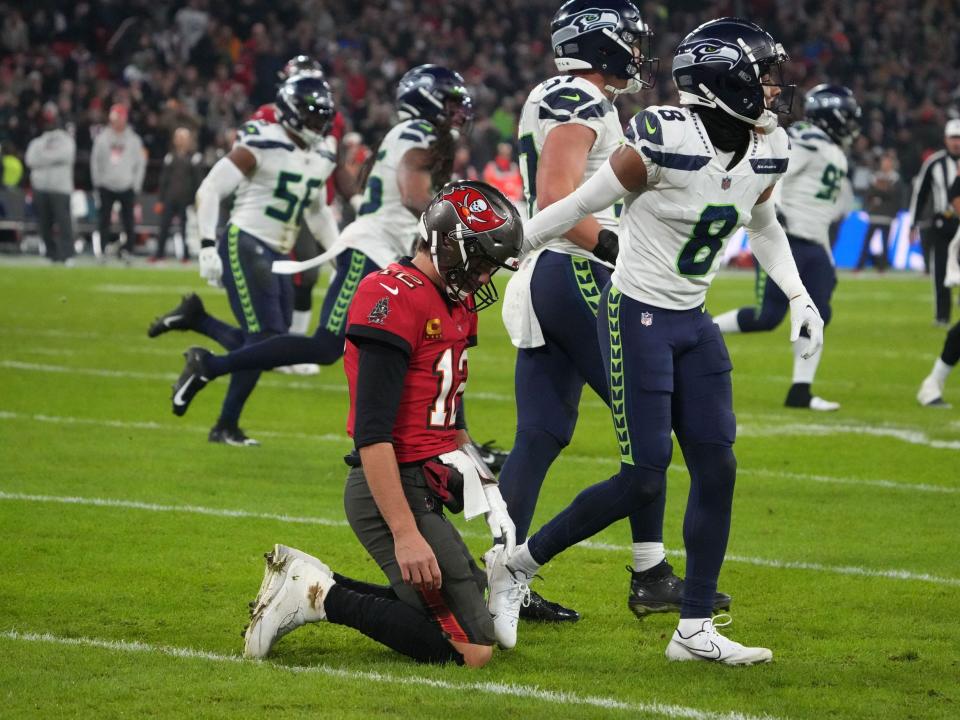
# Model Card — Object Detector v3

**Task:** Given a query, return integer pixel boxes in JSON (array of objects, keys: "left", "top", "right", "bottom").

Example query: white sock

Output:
[
  {"left": 792, "top": 338, "right": 822, "bottom": 384},
  {"left": 677, "top": 617, "right": 711, "bottom": 635},
  {"left": 932, "top": 358, "right": 953, "bottom": 385},
  {"left": 506, "top": 542, "right": 540, "bottom": 578},
  {"left": 290, "top": 310, "right": 311, "bottom": 335},
  {"left": 632, "top": 542, "right": 666, "bottom": 572},
  {"left": 713, "top": 309, "right": 742, "bottom": 334}
]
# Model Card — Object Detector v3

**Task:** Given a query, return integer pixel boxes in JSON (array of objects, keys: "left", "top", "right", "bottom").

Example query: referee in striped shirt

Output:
[{"left": 909, "top": 119, "right": 960, "bottom": 325}]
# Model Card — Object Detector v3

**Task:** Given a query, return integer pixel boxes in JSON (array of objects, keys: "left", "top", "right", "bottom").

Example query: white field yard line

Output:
[
  {"left": 3, "top": 490, "right": 959, "bottom": 589},
  {"left": 0, "top": 491, "right": 349, "bottom": 527},
  {"left": 0, "top": 630, "right": 780, "bottom": 720},
  {"left": 1, "top": 408, "right": 956, "bottom": 495},
  {"left": 4, "top": 361, "right": 955, "bottom": 446},
  {"left": 0, "top": 356, "right": 916, "bottom": 400},
  {"left": 558, "top": 456, "right": 960, "bottom": 495},
  {"left": 0, "top": 410, "right": 347, "bottom": 444}
]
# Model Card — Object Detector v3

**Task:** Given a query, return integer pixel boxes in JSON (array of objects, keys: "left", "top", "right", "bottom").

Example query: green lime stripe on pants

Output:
[
  {"left": 571, "top": 256, "right": 601, "bottom": 317},
  {"left": 606, "top": 286, "right": 632, "bottom": 465},
  {"left": 227, "top": 225, "right": 260, "bottom": 333},
  {"left": 325, "top": 250, "right": 368, "bottom": 335}
]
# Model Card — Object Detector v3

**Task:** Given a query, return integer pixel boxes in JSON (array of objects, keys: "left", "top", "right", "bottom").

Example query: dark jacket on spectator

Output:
[{"left": 158, "top": 151, "right": 204, "bottom": 207}]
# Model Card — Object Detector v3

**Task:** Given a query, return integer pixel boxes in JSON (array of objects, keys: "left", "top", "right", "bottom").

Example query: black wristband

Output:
[
  {"left": 200, "top": 238, "right": 216, "bottom": 249},
  {"left": 593, "top": 229, "right": 619, "bottom": 263}
]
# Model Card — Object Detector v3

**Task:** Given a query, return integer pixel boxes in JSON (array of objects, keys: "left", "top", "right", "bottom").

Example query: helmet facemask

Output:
[
  {"left": 602, "top": 23, "right": 658, "bottom": 95},
  {"left": 277, "top": 78, "right": 335, "bottom": 149},
  {"left": 420, "top": 220, "right": 518, "bottom": 312}
]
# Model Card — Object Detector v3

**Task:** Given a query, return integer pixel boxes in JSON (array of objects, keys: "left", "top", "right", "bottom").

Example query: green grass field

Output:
[{"left": 1, "top": 260, "right": 957, "bottom": 720}]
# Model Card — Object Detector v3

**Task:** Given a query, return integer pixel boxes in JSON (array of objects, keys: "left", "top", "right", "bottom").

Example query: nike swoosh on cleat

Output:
[
  {"left": 173, "top": 376, "right": 195, "bottom": 407},
  {"left": 163, "top": 314, "right": 184, "bottom": 328},
  {"left": 681, "top": 640, "right": 723, "bottom": 660},
  {"left": 379, "top": 283, "right": 399, "bottom": 295}
]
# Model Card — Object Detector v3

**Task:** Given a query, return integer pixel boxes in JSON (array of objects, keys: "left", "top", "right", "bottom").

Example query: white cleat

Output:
[
  {"left": 244, "top": 558, "right": 334, "bottom": 659},
  {"left": 917, "top": 375, "right": 950, "bottom": 407},
  {"left": 665, "top": 615, "right": 772, "bottom": 666},
  {"left": 809, "top": 396, "right": 840, "bottom": 412},
  {"left": 484, "top": 545, "right": 530, "bottom": 650},
  {"left": 251, "top": 544, "right": 333, "bottom": 611}
]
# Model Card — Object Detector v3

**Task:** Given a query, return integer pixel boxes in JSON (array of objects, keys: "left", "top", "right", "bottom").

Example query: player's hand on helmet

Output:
[
  {"left": 198, "top": 241, "right": 223, "bottom": 288},
  {"left": 788, "top": 292, "right": 824, "bottom": 359},
  {"left": 593, "top": 229, "right": 619, "bottom": 264},
  {"left": 394, "top": 528, "right": 442, "bottom": 590},
  {"left": 483, "top": 485, "right": 516, "bottom": 557}
]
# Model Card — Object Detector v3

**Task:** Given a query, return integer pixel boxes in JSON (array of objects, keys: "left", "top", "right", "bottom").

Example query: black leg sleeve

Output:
[
  {"left": 331, "top": 572, "right": 398, "bottom": 600},
  {"left": 324, "top": 584, "right": 464, "bottom": 665}
]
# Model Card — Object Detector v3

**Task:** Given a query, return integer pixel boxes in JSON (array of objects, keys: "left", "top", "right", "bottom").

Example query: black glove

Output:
[{"left": 593, "top": 229, "right": 619, "bottom": 263}]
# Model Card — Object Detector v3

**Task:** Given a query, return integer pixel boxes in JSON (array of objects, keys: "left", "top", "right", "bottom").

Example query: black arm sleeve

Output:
[
  {"left": 455, "top": 397, "right": 466, "bottom": 431},
  {"left": 353, "top": 339, "right": 410, "bottom": 449}
]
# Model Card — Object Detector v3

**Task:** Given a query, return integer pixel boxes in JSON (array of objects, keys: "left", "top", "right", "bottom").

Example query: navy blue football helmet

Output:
[
  {"left": 672, "top": 18, "right": 794, "bottom": 127},
  {"left": 276, "top": 75, "right": 335, "bottom": 148},
  {"left": 805, "top": 84, "right": 861, "bottom": 148},
  {"left": 551, "top": 0, "right": 656, "bottom": 93},
  {"left": 279, "top": 54, "right": 325, "bottom": 81},
  {"left": 395, "top": 65, "right": 474, "bottom": 134}
]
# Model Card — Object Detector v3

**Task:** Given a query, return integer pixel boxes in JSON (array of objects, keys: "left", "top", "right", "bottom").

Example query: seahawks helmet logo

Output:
[
  {"left": 673, "top": 40, "right": 743, "bottom": 70},
  {"left": 553, "top": 9, "right": 620, "bottom": 45},
  {"left": 682, "top": 39, "right": 743, "bottom": 68}
]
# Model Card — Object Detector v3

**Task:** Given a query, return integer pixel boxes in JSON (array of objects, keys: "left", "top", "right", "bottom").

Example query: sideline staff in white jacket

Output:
[{"left": 25, "top": 103, "right": 76, "bottom": 263}]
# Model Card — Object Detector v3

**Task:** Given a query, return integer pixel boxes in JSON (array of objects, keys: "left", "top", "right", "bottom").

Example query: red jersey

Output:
[{"left": 344, "top": 261, "right": 478, "bottom": 463}]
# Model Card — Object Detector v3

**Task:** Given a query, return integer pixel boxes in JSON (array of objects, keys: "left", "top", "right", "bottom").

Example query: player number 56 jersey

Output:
[
  {"left": 517, "top": 75, "right": 624, "bottom": 265},
  {"left": 615, "top": 106, "right": 791, "bottom": 310},
  {"left": 229, "top": 120, "right": 337, "bottom": 253}
]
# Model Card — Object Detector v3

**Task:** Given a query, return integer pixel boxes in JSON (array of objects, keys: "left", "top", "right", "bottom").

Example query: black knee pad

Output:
[
  {"left": 684, "top": 444, "right": 736, "bottom": 498},
  {"left": 618, "top": 464, "right": 667, "bottom": 508}
]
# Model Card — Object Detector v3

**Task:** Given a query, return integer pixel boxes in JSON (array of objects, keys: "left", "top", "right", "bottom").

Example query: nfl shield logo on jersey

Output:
[
  {"left": 641, "top": 311, "right": 653, "bottom": 327},
  {"left": 721, "top": 176, "right": 732, "bottom": 190}
]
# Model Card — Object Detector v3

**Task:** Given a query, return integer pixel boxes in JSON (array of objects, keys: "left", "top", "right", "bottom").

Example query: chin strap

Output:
[{"left": 691, "top": 83, "right": 780, "bottom": 134}]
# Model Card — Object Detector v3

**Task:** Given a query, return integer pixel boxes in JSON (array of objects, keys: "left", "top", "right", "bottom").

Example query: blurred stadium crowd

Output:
[{"left": 0, "top": 0, "right": 958, "bottom": 205}]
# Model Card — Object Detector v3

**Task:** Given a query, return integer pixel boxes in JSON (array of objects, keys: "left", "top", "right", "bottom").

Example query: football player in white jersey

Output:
[
  {"left": 159, "top": 66, "right": 474, "bottom": 427},
  {"left": 713, "top": 85, "right": 861, "bottom": 411},
  {"left": 491, "top": 0, "right": 729, "bottom": 630},
  {"left": 148, "top": 75, "right": 338, "bottom": 445},
  {"left": 486, "top": 18, "right": 825, "bottom": 664}
]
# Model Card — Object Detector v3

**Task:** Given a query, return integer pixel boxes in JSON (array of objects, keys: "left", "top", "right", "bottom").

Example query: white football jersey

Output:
[
  {"left": 774, "top": 122, "right": 848, "bottom": 251},
  {"left": 517, "top": 75, "right": 624, "bottom": 266},
  {"left": 339, "top": 119, "right": 437, "bottom": 268},
  {"left": 229, "top": 120, "right": 337, "bottom": 253},
  {"left": 614, "top": 106, "right": 791, "bottom": 310}
]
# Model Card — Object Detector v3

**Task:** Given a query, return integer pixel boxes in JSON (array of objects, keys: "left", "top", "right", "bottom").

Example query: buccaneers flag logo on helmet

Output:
[{"left": 440, "top": 186, "right": 507, "bottom": 233}]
